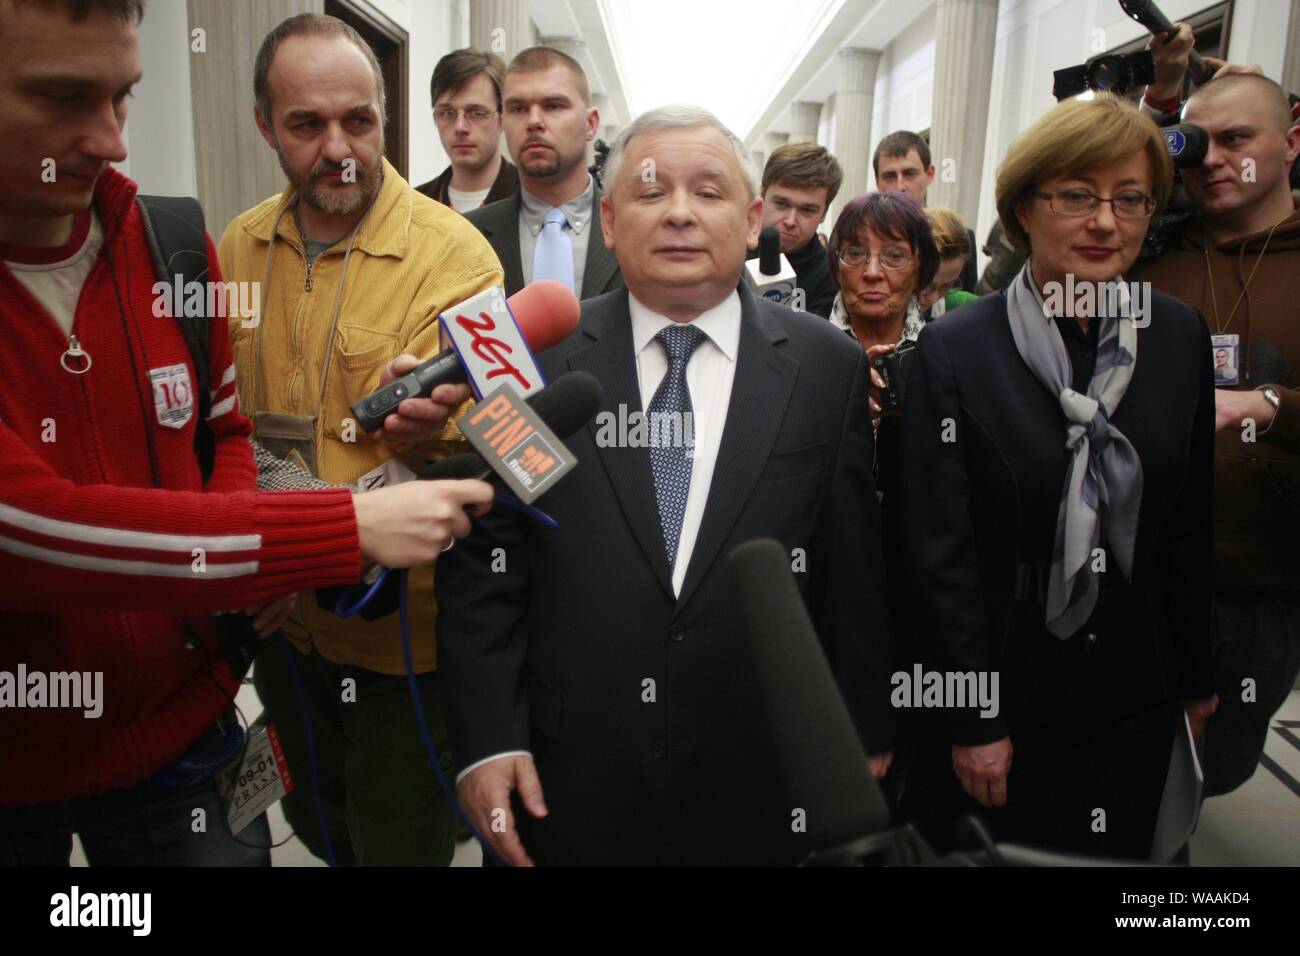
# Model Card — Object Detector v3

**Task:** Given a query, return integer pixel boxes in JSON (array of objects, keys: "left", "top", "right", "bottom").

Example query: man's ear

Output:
[
  {"left": 600, "top": 193, "right": 616, "bottom": 250},
  {"left": 1285, "top": 124, "right": 1300, "bottom": 167},
  {"left": 925, "top": 165, "right": 937, "bottom": 188},
  {"left": 586, "top": 105, "right": 599, "bottom": 143},
  {"left": 254, "top": 105, "right": 276, "bottom": 150},
  {"left": 746, "top": 194, "right": 764, "bottom": 249}
]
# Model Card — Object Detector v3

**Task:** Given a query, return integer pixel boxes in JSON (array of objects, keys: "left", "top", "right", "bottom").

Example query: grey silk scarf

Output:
[{"left": 1005, "top": 260, "right": 1143, "bottom": 639}]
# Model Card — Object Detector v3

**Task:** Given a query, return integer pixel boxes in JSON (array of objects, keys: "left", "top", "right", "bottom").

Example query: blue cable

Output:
[
  {"left": 279, "top": 632, "right": 339, "bottom": 868},
  {"left": 328, "top": 567, "right": 505, "bottom": 866}
]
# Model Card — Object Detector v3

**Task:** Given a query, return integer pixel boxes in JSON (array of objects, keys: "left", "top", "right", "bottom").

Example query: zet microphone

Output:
[
  {"left": 744, "top": 226, "right": 798, "bottom": 307},
  {"left": 351, "top": 280, "right": 581, "bottom": 432},
  {"left": 727, "top": 538, "right": 892, "bottom": 855}
]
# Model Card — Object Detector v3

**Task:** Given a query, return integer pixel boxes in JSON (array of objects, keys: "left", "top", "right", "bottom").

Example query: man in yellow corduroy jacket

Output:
[{"left": 218, "top": 13, "right": 503, "bottom": 866}]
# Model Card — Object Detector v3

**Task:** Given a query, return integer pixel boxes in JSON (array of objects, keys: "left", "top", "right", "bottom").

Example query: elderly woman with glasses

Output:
[
  {"left": 897, "top": 94, "right": 1217, "bottom": 861},
  {"left": 826, "top": 192, "right": 940, "bottom": 417}
]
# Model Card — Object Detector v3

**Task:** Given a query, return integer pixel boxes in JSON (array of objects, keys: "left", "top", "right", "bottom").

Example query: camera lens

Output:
[{"left": 1088, "top": 57, "right": 1123, "bottom": 90}]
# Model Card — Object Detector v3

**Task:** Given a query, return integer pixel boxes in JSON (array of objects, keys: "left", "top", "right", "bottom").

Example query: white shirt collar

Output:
[{"left": 628, "top": 290, "right": 742, "bottom": 362}]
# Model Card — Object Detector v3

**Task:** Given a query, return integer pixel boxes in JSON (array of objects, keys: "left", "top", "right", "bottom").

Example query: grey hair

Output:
[{"left": 603, "top": 105, "right": 756, "bottom": 198}]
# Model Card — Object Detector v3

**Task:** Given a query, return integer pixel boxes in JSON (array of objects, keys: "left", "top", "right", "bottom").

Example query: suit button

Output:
[
  {"left": 669, "top": 625, "right": 685, "bottom": 643},
  {"left": 652, "top": 739, "right": 666, "bottom": 759},
  {"left": 1084, "top": 632, "right": 1100, "bottom": 651}
]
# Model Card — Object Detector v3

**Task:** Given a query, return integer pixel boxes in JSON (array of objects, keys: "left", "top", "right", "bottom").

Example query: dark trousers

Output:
[
  {"left": 900, "top": 705, "right": 1176, "bottom": 862},
  {"left": 251, "top": 637, "right": 457, "bottom": 866},
  {"left": 1204, "top": 596, "right": 1300, "bottom": 797},
  {"left": 0, "top": 714, "right": 270, "bottom": 867}
]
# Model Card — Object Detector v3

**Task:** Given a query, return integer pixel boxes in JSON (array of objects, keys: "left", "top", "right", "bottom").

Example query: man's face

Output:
[
  {"left": 502, "top": 65, "right": 596, "bottom": 183},
  {"left": 876, "top": 148, "right": 935, "bottom": 207},
  {"left": 600, "top": 126, "right": 761, "bottom": 315},
  {"left": 1182, "top": 86, "right": 1300, "bottom": 225},
  {"left": 1216, "top": 349, "right": 1229, "bottom": 368},
  {"left": 0, "top": 3, "right": 137, "bottom": 222},
  {"left": 761, "top": 182, "right": 829, "bottom": 252},
  {"left": 434, "top": 72, "right": 502, "bottom": 174},
  {"left": 256, "top": 35, "right": 385, "bottom": 217}
]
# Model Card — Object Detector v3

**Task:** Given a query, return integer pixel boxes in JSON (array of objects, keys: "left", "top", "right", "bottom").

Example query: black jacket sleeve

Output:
[
  {"left": 815, "top": 350, "right": 897, "bottom": 754},
  {"left": 899, "top": 321, "right": 1010, "bottom": 745},
  {"left": 1163, "top": 310, "right": 1216, "bottom": 701},
  {"left": 433, "top": 498, "right": 533, "bottom": 770}
]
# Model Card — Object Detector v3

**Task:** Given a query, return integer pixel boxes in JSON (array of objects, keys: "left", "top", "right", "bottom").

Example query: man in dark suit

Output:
[
  {"left": 414, "top": 49, "right": 518, "bottom": 212},
  {"left": 463, "top": 46, "right": 621, "bottom": 299},
  {"left": 435, "top": 105, "right": 896, "bottom": 866}
]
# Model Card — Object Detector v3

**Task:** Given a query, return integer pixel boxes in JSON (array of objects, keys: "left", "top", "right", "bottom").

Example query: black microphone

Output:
[
  {"left": 1160, "top": 122, "right": 1209, "bottom": 169},
  {"left": 727, "top": 538, "right": 892, "bottom": 855},
  {"left": 758, "top": 225, "right": 782, "bottom": 276},
  {"left": 1119, "top": 0, "right": 1211, "bottom": 85},
  {"left": 420, "top": 370, "right": 605, "bottom": 482}
]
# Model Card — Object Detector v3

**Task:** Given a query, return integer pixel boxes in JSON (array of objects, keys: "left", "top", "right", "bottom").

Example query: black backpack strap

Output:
[{"left": 136, "top": 194, "right": 216, "bottom": 482}]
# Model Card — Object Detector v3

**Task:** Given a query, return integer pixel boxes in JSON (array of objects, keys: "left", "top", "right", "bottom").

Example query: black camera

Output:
[
  {"left": 1053, "top": 50, "right": 1156, "bottom": 101},
  {"left": 872, "top": 339, "right": 917, "bottom": 413}
]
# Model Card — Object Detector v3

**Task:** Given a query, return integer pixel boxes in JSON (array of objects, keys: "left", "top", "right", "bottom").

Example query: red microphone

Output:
[{"left": 350, "top": 280, "right": 580, "bottom": 432}]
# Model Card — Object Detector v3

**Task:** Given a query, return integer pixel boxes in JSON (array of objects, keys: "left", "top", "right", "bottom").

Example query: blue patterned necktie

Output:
[
  {"left": 648, "top": 324, "right": 707, "bottom": 568},
  {"left": 532, "top": 206, "right": 574, "bottom": 291}
]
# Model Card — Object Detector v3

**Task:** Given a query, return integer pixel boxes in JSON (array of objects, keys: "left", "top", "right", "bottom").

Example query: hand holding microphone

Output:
[{"left": 352, "top": 479, "right": 494, "bottom": 568}]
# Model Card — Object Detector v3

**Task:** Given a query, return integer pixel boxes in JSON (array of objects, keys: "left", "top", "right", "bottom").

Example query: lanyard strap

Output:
[{"left": 251, "top": 194, "right": 375, "bottom": 425}]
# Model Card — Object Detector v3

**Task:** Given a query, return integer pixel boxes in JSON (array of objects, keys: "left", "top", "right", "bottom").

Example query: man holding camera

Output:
[
  {"left": 217, "top": 13, "right": 504, "bottom": 865},
  {"left": 1130, "top": 27, "right": 1300, "bottom": 798}
]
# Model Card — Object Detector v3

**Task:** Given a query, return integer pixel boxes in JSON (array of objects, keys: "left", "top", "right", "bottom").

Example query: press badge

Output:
[
  {"left": 149, "top": 364, "right": 195, "bottom": 429},
  {"left": 218, "top": 715, "right": 294, "bottom": 837},
  {"left": 354, "top": 457, "right": 416, "bottom": 493},
  {"left": 1211, "top": 333, "right": 1240, "bottom": 387}
]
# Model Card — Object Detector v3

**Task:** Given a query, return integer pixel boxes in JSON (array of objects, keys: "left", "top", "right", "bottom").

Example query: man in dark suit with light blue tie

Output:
[
  {"left": 463, "top": 46, "right": 621, "bottom": 299},
  {"left": 435, "top": 105, "right": 895, "bottom": 866}
]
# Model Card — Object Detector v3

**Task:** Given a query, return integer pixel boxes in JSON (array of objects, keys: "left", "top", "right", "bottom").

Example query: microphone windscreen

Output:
[
  {"left": 758, "top": 226, "right": 781, "bottom": 276},
  {"left": 944, "top": 289, "right": 979, "bottom": 311},
  {"left": 728, "top": 538, "right": 892, "bottom": 850},
  {"left": 508, "top": 280, "right": 582, "bottom": 352},
  {"left": 526, "top": 370, "right": 604, "bottom": 438},
  {"left": 421, "top": 452, "right": 487, "bottom": 480}
]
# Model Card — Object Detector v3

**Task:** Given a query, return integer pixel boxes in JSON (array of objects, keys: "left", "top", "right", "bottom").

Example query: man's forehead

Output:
[
  {"left": 504, "top": 66, "right": 579, "bottom": 100},
  {"left": 880, "top": 149, "right": 924, "bottom": 169},
  {"left": 270, "top": 34, "right": 375, "bottom": 91},
  {"left": 438, "top": 73, "right": 496, "bottom": 107},
  {"left": 1185, "top": 87, "right": 1271, "bottom": 129}
]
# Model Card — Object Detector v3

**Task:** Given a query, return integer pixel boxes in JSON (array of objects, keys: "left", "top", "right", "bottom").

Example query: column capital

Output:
[{"left": 834, "top": 47, "right": 883, "bottom": 95}]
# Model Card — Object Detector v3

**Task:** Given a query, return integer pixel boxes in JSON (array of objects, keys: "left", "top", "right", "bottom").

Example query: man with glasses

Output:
[{"left": 416, "top": 49, "right": 518, "bottom": 213}]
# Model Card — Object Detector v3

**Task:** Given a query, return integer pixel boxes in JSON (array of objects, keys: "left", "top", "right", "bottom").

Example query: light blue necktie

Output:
[
  {"left": 648, "top": 324, "right": 707, "bottom": 568},
  {"left": 533, "top": 206, "right": 574, "bottom": 291}
]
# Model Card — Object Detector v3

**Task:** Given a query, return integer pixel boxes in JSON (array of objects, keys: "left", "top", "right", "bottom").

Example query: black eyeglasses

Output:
[{"left": 1032, "top": 188, "right": 1156, "bottom": 220}]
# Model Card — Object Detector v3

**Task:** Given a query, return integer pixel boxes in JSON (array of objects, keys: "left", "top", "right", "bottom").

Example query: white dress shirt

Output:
[
  {"left": 628, "top": 290, "right": 741, "bottom": 595},
  {"left": 456, "top": 289, "right": 742, "bottom": 784}
]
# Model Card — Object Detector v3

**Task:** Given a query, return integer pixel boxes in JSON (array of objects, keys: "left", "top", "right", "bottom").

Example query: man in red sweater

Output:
[{"left": 0, "top": 0, "right": 491, "bottom": 865}]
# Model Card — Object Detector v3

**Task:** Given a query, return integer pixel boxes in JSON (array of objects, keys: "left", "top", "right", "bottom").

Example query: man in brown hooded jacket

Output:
[{"left": 1130, "top": 70, "right": 1300, "bottom": 796}]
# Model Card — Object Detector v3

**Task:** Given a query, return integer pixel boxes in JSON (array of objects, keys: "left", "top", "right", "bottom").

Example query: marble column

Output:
[
  {"left": 832, "top": 47, "right": 882, "bottom": 218},
  {"left": 787, "top": 100, "right": 823, "bottom": 144},
  {"left": 927, "top": 0, "right": 1000, "bottom": 227},
  {"left": 471, "top": 0, "right": 530, "bottom": 62}
]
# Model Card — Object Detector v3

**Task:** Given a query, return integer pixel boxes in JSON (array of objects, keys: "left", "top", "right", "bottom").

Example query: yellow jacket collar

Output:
[{"left": 242, "top": 155, "right": 412, "bottom": 259}]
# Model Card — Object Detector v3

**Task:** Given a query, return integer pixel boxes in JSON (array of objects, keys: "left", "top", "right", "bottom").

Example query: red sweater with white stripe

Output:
[{"left": 0, "top": 170, "right": 363, "bottom": 806}]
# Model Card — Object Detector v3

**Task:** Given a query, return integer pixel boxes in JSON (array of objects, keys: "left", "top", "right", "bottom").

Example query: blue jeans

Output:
[
  {"left": 0, "top": 714, "right": 271, "bottom": 867},
  {"left": 1204, "top": 595, "right": 1300, "bottom": 797}
]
